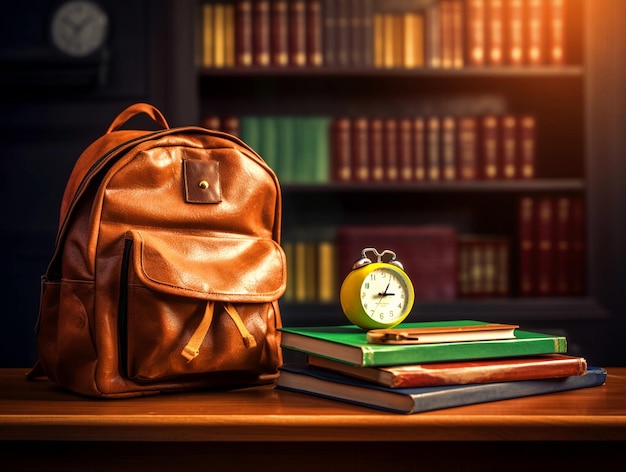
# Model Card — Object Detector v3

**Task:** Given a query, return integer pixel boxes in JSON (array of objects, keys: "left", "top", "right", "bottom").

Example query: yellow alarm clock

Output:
[{"left": 340, "top": 248, "right": 415, "bottom": 330}]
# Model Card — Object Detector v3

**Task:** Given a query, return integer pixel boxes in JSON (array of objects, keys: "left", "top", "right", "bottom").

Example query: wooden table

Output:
[{"left": 1, "top": 367, "right": 626, "bottom": 471}]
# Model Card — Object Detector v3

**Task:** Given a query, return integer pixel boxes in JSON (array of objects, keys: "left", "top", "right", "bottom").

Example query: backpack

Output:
[{"left": 30, "top": 103, "right": 286, "bottom": 398}]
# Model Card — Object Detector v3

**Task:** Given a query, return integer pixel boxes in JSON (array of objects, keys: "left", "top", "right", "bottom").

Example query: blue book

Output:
[{"left": 277, "top": 364, "right": 607, "bottom": 414}]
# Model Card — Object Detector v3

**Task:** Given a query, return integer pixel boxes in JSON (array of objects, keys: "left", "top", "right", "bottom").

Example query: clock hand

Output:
[{"left": 378, "top": 282, "right": 391, "bottom": 297}]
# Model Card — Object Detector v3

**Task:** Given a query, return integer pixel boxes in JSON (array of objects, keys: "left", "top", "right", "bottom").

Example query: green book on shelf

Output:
[
  {"left": 279, "top": 320, "right": 567, "bottom": 367},
  {"left": 274, "top": 116, "right": 296, "bottom": 183}
]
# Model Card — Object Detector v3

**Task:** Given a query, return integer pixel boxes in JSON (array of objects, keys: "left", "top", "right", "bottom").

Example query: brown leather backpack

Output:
[{"left": 30, "top": 103, "right": 286, "bottom": 397}]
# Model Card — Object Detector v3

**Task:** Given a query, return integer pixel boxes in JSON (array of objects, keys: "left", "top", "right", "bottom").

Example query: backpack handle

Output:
[{"left": 106, "top": 102, "right": 170, "bottom": 133}]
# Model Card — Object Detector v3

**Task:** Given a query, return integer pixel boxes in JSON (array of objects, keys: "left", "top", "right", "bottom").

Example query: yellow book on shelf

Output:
[
  {"left": 317, "top": 240, "right": 337, "bottom": 303},
  {"left": 213, "top": 3, "right": 225, "bottom": 68},
  {"left": 202, "top": 3, "right": 214, "bottom": 67},
  {"left": 373, "top": 13, "right": 384, "bottom": 68},
  {"left": 224, "top": 4, "right": 235, "bottom": 67},
  {"left": 403, "top": 12, "right": 424, "bottom": 68}
]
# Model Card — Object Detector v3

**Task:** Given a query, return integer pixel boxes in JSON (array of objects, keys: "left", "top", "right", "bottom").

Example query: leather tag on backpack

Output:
[{"left": 183, "top": 159, "right": 221, "bottom": 204}]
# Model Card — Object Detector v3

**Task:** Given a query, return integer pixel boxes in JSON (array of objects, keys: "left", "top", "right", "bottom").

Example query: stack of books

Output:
[{"left": 276, "top": 320, "right": 607, "bottom": 414}]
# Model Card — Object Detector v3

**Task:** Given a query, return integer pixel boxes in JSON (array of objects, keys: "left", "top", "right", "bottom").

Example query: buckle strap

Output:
[{"left": 224, "top": 303, "right": 257, "bottom": 349}]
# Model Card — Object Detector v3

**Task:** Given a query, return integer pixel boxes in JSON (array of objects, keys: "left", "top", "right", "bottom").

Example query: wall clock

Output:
[{"left": 50, "top": 1, "right": 109, "bottom": 58}]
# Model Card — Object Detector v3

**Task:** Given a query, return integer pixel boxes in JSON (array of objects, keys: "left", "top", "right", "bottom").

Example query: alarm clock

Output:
[
  {"left": 340, "top": 247, "right": 415, "bottom": 330},
  {"left": 50, "top": 1, "right": 109, "bottom": 58}
]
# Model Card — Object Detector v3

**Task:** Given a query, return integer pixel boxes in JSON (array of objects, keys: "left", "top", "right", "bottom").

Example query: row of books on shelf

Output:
[
  {"left": 276, "top": 320, "right": 606, "bottom": 414},
  {"left": 203, "top": 113, "right": 537, "bottom": 183},
  {"left": 199, "top": 0, "right": 569, "bottom": 69},
  {"left": 281, "top": 195, "right": 584, "bottom": 304}
]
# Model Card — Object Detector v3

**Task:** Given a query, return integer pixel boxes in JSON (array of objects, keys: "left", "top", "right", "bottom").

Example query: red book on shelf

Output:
[
  {"left": 289, "top": 0, "right": 307, "bottom": 67},
  {"left": 331, "top": 118, "right": 352, "bottom": 182},
  {"left": 336, "top": 225, "right": 458, "bottom": 301},
  {"left": 351, "top": 117, "right": 369, "bottom": 182},
  {"left": 466, "top": 0, "right": 486, "bottom": 66},
  {"left": 456, "top": 116, "right": 478, "bottom": 180},
  {"left": 306, "top": 0, "right": 323, "bottom": 66},
  {"left": 526, "top": 0, "right": 545, "bottom": 65},
  {"left": 383, "top": 119, "right": 399, "bottom": 182},
  {"left": 368, "top": 118, "right": 384, "bottom": 182},
  {"left": 336, "top": 0, "right": 350, "bottom": 67},
  {"left": 451, "top": 0, "right": 464, "bottom": 68},
  {"left": 536, "top": 197, "right": 555, "bottom": 295},
  {"left": 398, "top": 118, "right": 414, "bottom": 182},
  {"left": 480, "top": 115, "right": 500, "bottom": 180},
  {"left": 425, "top": 0, "right": 441, "bottom": 68},
  {"left": 548, "top": 0, "right": 566, "bottom": 65},
  {"left": 519, "top": 115, "right": 536, "bottom": 179},
  {"left": 323, "top": 0, "right": 337, "bottom": 66},
  {"left": 426, "top": 117, "right": 441, "bottom": 181},
  {"left": 554, "top": 196, "right": 572, "bottom": 294},
  {"left": 253, "top": 0, "right": 271, "bottom": 66},
  {"left": 570, "top": 196, "right": 585, "bottom": 295},
  {"left": 413, "top": 117, "right": 426, "bottom": 181},
  {"left": 506, "top": 0, "right": 525, "bottom": 66},
  {"left": 270, "top": 0, "right": 289, "bottom": 67},
  {"left": 518, "top": 196, "right": 536, "bottom": 296},
  {"left": 441, "top": 116, "right": 457, "bottom": 181},
  {"left": 486, "top": 0, "right": 504, "bottom": 66},
  {"left": 235, "top": 0, "right": 253, "bottom": 67},
  {"left": 501, "top": 115, "right": 518, "bottom": 179},
  {"left": 440, "top": 0, "right": 455, "bottom": 69}
]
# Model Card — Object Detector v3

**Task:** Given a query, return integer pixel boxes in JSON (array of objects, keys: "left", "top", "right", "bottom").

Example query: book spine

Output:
[
  {"left": 487, "top": 0, "right": 504, "bottom": 66},
  {"left": 440, "top": 0, "right": 454, "bottom": 69},
  {"left": 398, "top": 118, "right": 414, "bottom": 182},
  {"left": 336, "top": 0, "right": 350, "bottom": 67},
  {"left": 202, "top": 3, "right": 215, "bottom": 67},
  {"left": 369, "top": 118, "right": 385, "bottom": 182},
  {"left": 570, "top": 196, "right": 585, "bottom": 294},
  {"left": 466, "top": 0, "right": 486, "bottom": 66},
  {"left": 451, "top": 0, "right": 464, "bottom": 68},
  {"left": 536, "top": 197, "right": 555, "bottom": 295},
  {"left": 518, "top": 196, "right": 536, "bottom": 296},
  {"left": 236, "top": 1, "right": 253, "bottom": 67},
  {"left": 501, "top": 115, "right": 518, "bottom": 179},
  {"left": 441, "top": 116, "right": 457, "bottom": 181},
  {"left": 362, "top": 0, "right": 374, "bottom": 67},
  {"left": 507, "top": 0, "right": 525, "bottom": 66},
  {"left": 270, "top": 0, "right": 289, "bottom": 67},
  {"left": 383, "top": 119, "right": 399, "bottom": 181},
  {"left": 253, "top": 0, "right": 271, "bottom": 66},
  {"left": 274, "top": 116, "right": 296, "bottom": 182},
  {"left": 555, "top": 196, "right": 571, "bottom": 294},
  {"left": 456, "top": 116, "right": 478, "bottom": 180},
  {"left": 425, "top": 1, "right": 441, "bottom": 68},
  {"left": 352, "top": 117, "right": 369, "bottom": 182},
  {"left": 527, "top": 0, "right": 545, "bottom": 65},
  {"left": 224, "top": 3, "right": 235, "bottom": 67},
  {"left": 214, "top": 3, "right": 226, "bottom": 67},
  {"left": 548, "top": 0, "right": 565, "bottom": 65},
  {"left": 332, "top": 117, "right": 352, "bottom": 182},
  {"left": 373, "top": 13, "right": 384, "bottom": 68},
  {"left": 519, "top": 115, "right": 536, "bottom": 179},
  {"left": 413, "top": 117, "right": 426, "bottom": 181},
  {"left": 306, "top": 0, "right": 324, "bottom": 66},
  {"left": 323, "top": 0, "right": 336, "bottom": 67},
  {"left": 426, "top": 117, "right": 441, "bottom": 180},
  {"left": 289, "top": 0, "right": 307, "bottom": 67},
  {"left": 317, "top": 239, "right": 338, "bottom": 303},
  {"left": 480, "top": 115, "right": 500, "bottom": 180}
]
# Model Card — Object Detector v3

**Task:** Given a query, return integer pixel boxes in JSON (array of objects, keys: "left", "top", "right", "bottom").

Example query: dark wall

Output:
[{"left": 0, "top": 0, "right": 170, "bottom": 367}]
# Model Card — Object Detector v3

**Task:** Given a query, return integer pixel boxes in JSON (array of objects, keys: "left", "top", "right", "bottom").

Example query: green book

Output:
[
  {"left": 275, "top": 116, "right": 296, "bottom": 183},
  {"left": 279, "top": 320, "right": 567, "bottom": 367}
]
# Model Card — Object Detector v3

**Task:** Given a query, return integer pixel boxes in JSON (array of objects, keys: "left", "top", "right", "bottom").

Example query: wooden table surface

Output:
[{"left": 2, "top": 367, "right": 626, "bottom": 442}]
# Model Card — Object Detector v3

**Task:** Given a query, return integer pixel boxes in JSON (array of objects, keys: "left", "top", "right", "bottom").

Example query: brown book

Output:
[
  {"left": 289, "top": 0, "right": 307, "bottom": 67},
  {"left": 440, "top": 0, "right": 454, "bottom": 69},
  {"left": 201, "top": 115, "right": 221, "bottom": 131},
  {"left": 253, "top": 0, "right": 271, "bottom": 66},
  {"left": 456, "top": 116, "right": 478, "bottom": 180},
  {"left": 480, "top": 115, "right": 500, "bottom": 180},
  {"left": 351, "top": 117, "right": 369, "bottom": 182},
  {"left": 570, "top": 196, "right": 585, "bottom": 295},
  {"left": 383, "top": 118, "right": 398, "bottom": 181},
  {"left": 501, "top": 114, "right": 518, "bottom": 179},
  {"left": 331, "top": 118, "right": 351, "bottom": 182},
  {"left": 336, "top": 0, "right": 350, "bottom": 67},
  {"left": 466, "top": 0, "right": 486, "bottom": 66},
  {"left": 441, "top": 116, "right": 456, "bottom": 180},
  {"left": 495, "top": 237, "right": 510, "bottom": 296},
  {"left": 336, "top": 225, "right": 458, "bottom": 301},
  {"left": 548, "top": 0, "right": 565, "bottom": 65},
  {"left": 308, "top": 353, "right": 588, "bottom": 389},
  {"left": 506, "top": 0, "right": 525, "bottom": 66},
  {"left": 323, "top": 0, "right": 337, "bottom": 66},
  {"left": 373, "top": 13, "right": 384, "bottom": 68},
  {"left": 270, "top": 0, "right": 289, "bottom": 67},
  {"left": 486, "top": 0, "right": 504, "bottom": 66},
  {"left": 413, "top": 117, "right": 426, "bottom": 181},
  {"left": 451, "top": 0, "right": 464, "bottom": 68},
  {"left": 306, "top": 0, "right": 323, "bottom": 66},
  {"left": 554, "top": 196, "right": 571, "bottom": 294},
  {"left": 536, "top": 197, "right": 555, "bottom": 295},
  {"left": 235, "top": 1, "right": 253, "bottom": 67},
  {"left": 398, "top": 118, "right": 413, "bottom": 182},
  {"left": 221, "top": 116, "right": 240, "bottom": 136},
  {"left": 526, "top": 0, "right": 545, "bottom": 65},
  {"left": 202, "top": 3, "right": 215, "bottom": 67},
  {"left": 519, "top": 114, "right": 536, "bottom": 179},
  {"left": 368, "top": 118, "right": 385, "bottom": 182},
  {"left": 518, "top": 196, "right": 536, "bottom": 296},
  {"left": 426, "top": 116, "right": 441, "bottom": 180},
  {"left": 425, "top": 0, "right": 441, "bottom": 68}
]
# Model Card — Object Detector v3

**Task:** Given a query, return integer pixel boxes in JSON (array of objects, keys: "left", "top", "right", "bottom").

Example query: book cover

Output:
[
  {"left": 279, "top": 321, "right": 568, "bottom": 367},
  {"left": 425, "top": 0, "right": 441, "bottom": 68},
  {"left": 426, "top": 116, "right": 441, "bottom": 180},
  {"left": 403, "top": 11, "right": 424, "bottom": 68},
  {"left": 526, "top": 0, "right": 545, "bottom": 65},
  {"left": 383, "top": 118, "right": 399, "bottom": 181},
  {"left": 306, "top": 0, "right": 323, "bottom": 66},
  {"left": 507, "top": 0, "right": 525, "bottom": 66},
  {"left": 456, "top": 115, "right": 478, "bottom": 180},
  {"left": 277, "top": 363, "right": 607, "bottom": 414},
  {"left": 336, "top": 225, "right": 457, "bottom": 301},
  {"left": 352, "top": 117, "right": 369, "bottom": 182},
  {"left": 213, "top": 3, "right": 226, "bottom": 67},
  {"left": 451, "top": 0, "right": 464, "bottom": 68},
  {"left": 398, "top": 118, "right": 413, "bottom": 182},
  {"left": 317, "top": 239, "right": 338, "bottom": 303},
  {"left": 336, "top": 0, "right": 350, "bottom": 67},
  {"left": 519, "top": 115, "right": 536, "bottom": 179},
  {"left": 202, "top": 3, "right": 214, "bottom": 67},
  {"left": 413, "top": 117, "right": 426, "bottom": 181},
  {"left": 224, "top": 3, "right": 235, "bottom": 67},
  {"left": 308, "top": 353, "right": 588, "bottom": 388},
  {"left": 486, "top": 0, "right": 504, "bottom": 65},
  {"left": 235, "top": 0, "right": 253, "bottom": 67},
  {"left": 270, "top": 0, "right": 289, "bottom": 67},
  {"left": 274, "top": 116, "right": 296, "bottom": 182},
  {"left": 548, "top": 0, "right": 565, "bottom": 65},
  {"left": 501, "top": 114, "right": 518, "bottom": 179},
  {"left": 480, "top": 115, "right": 500, "bottom": 180},
  {"left": 440, "top": 0, "right": 454, "bottom": 69},
  {"left": 441, "top": 116, "right": 456, "bottom": 180},
  {"left": 331, "top": 117, "right": 351, "bottom": 182},
  {"left": 253, "top": 0, "right": 271, "bottom": 66}
]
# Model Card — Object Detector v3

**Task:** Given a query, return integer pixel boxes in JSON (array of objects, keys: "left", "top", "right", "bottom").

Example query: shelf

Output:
[
  {"left": 280, "top": 297, "right": 609, "bottom": 327},
  {"left": 281, "top": 180, "right": 586, "bottom": 194},
  {"left": 198, "top": 66, "right": 584, "bottom": 78}
]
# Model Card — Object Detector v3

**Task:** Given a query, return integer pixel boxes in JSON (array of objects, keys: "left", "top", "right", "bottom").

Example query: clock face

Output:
[
  {"left": 360, "top": 267, "right": 412, "bottom": 325},
  {"left": 51, "top": 1, "right": 109, "bottom": 57}
]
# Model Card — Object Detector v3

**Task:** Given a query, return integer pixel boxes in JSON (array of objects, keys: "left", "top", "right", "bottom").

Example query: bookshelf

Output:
[{"left": 162, "top": 0, "right": 626, "bottom": 363}]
